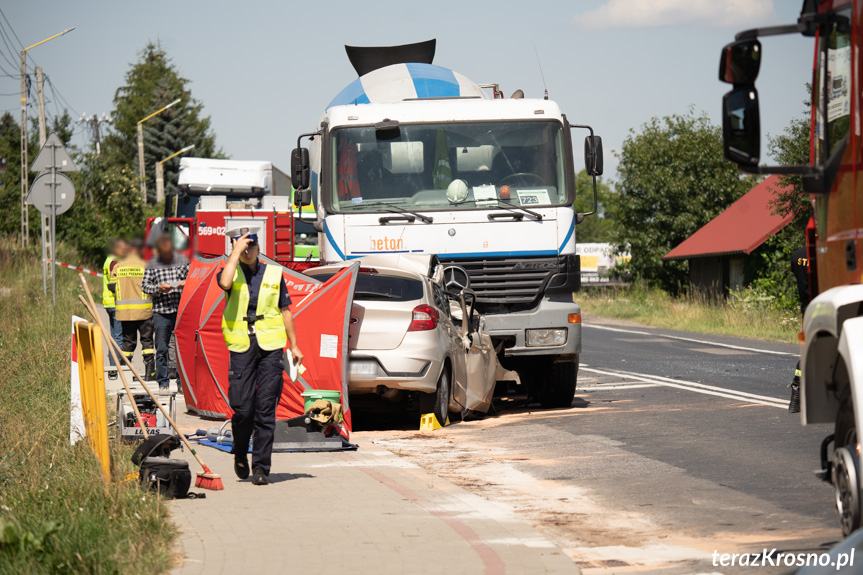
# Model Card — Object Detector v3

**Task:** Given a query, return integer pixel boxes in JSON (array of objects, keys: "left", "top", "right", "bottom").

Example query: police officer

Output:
[
  {"left": 110, "top": 238, "right": 156, "bottom": 380},
  {"left": 217, "top": 227, "right": 303, "bottom": 485},
  {"left": 788, "top": 246, "right": 811, "bottom": 413}
]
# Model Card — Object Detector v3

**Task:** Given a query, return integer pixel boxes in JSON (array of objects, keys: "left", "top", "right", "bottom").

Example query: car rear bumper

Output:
[{"left": 347, "top": 336, "right": 446, "bottom": 395}]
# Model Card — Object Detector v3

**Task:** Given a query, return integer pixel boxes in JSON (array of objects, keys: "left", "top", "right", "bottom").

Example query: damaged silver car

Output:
[{"left": 304, "top": 254, "right": 519, "bottom": 425}]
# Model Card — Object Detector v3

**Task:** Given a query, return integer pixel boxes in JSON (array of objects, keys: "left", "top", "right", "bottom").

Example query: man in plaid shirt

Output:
[{"left": 143, "top": 233, "right": 190, "bottom": 391}]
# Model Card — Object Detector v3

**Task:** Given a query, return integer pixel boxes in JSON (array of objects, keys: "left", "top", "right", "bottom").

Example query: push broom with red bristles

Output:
[{"left": 78, "top": 277, "right": 224, "bottom": 491}]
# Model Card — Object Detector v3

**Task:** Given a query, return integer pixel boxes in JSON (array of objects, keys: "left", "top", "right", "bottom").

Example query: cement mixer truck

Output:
[
  {"left": 719, "top": 1, "right": 863, "bottom": 535},
  {"left": 290, "top": 40, "right": 603, "bottom": 408}
]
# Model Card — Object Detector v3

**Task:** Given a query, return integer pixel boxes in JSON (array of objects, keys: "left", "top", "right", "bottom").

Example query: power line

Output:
[
  {"left": 0, "top": 8, "right": 24, "bottom": 49},
  {"left": 0, "top": 38, "right": 18, "bottom": 72},
  {"left": 44, "top": 75, "right": 79, "bottom": 117}
]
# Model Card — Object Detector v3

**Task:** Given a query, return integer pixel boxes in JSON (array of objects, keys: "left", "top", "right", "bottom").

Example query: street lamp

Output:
[
  {"left": 19, "top": 26, "right": 75, "bottom": 247},
  {"left": 155, "top": 144, "right": 195, "bottom": 205},
  {"left": 137, "top": 98, "right": 181, "bottom": 203}
]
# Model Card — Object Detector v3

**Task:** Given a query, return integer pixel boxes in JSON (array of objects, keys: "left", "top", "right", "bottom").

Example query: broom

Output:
[{"left": 78, "top": 275, "right": 224, "bottom": 490}]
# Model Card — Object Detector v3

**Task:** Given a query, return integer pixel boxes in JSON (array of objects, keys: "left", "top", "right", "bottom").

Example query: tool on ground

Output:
[
  {"left": 78, "top": 275, "right": 223, "bottom": 490},
  {"left": 75, "top": 290, "right": 149, "bottom": 438},
  {"left": 190, "top": 422, "right": 234, "bottom": 444}
]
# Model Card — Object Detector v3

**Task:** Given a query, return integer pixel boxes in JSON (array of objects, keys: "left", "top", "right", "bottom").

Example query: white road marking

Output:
[
  {"left": 583, "top": 323, "right": 798, "bottom": 356},
  {"left": 580, "top": 366, "right": 788, "bottom": 409},
  {"left": 581, "top": 383, "right": 663, "bottom": 391}
]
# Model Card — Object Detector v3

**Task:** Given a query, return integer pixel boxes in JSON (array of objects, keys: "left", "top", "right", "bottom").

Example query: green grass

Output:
[
  {"left": 0, "top": 238, "right": 175, "bottom": 575},
  {"left": 579, "top": 281, "right": 801, "bottom": 344}
]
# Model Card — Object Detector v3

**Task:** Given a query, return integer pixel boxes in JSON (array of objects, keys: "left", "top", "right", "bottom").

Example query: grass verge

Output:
[
  {"left": 0, "top": 238, "right": 175, "bottom": 574},
  {"left": 579, "top": 282, "right": 801, "bottom": 344}
]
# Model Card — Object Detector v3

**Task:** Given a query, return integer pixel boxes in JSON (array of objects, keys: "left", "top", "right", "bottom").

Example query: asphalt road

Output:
[{"left": 361, "top": 315, "right": 845, "bottom": 574}]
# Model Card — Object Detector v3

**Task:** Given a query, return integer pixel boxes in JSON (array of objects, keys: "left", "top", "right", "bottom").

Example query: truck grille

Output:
[{"left": 438, "top": 256, "right": 561, "bottom": 305}]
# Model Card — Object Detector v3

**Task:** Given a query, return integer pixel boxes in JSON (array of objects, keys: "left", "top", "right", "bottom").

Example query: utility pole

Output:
[
  {"left": 36, "top": 67, "right": 46, "bottom": 146},
  {"left": 92, "top": 114, "right": 101, "bottom": 156},
  {"left": 18, "top": 27, "right": 76, "bottom": 248},
  {"left": 36, "top": 67, "right": 49, "bottom": 295},
  {"left": 20, "top": 52, "right": 28, "bottom": 247},
  {"left": 137, "top": 98, "right": 181, "bottom": 204}
]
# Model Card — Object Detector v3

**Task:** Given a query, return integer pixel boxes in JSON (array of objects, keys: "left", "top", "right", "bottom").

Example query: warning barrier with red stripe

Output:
[{"left": 46, "top": 259, "right": 102, "bottom": 277}]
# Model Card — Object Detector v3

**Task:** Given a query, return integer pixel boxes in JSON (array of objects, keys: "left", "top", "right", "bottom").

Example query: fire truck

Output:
[
  {"left": 720, "top": 0, "right": 863, "bottom": 535},
  {"left": 145, "top": 158, "right": 318, "bottom": 270}
]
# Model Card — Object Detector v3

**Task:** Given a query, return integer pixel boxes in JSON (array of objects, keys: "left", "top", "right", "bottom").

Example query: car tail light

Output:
[{"left": 408, "top": 304, "right": 439, "bottom": 331}]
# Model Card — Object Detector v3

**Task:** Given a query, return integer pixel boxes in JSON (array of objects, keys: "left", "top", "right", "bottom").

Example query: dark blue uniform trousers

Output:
[{"left": 228, "top": 335, "right": 283, "bottom": 475}]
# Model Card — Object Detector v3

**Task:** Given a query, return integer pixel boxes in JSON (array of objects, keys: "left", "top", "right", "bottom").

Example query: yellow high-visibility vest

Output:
[
  {"left": 221, "top": 263, "right": 288, "bottom": 353},
  {"left": 113, "top": 254, "right": 153, "bottom": 321},
  {"left": 102, "top": 255, "right": 117, "bottom": 308}
]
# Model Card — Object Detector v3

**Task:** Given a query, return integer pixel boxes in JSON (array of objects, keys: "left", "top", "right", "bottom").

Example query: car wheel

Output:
[
  {"left": 538, "top": 358, "right": 578, "bottom": 409},
  {"left": 419, "top": 367, "right": 451, "bottom": 427}
]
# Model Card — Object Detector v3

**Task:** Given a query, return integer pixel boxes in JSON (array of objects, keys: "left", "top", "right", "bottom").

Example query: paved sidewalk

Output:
[
  {"left": 93, "top": 304, "right": 579, "bottom": 573},
  {"left": 167, "top": 403, "right": 579, "bottom": 575}
]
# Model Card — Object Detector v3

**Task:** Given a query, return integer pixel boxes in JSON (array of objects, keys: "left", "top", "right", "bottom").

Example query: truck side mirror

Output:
[
  {"left": 291, "top": 147, "right": 310, "bottom": 190},
  {"left": 719, "top": 40, "right": 761, "bottom": 84},
  {"left": 584, "top": 136, "right": 603, "bottom": 176},
  {"left": 295, "top": 189, "right": 311, "bottom": 209},
  {"left": 722, "top": 85, "right": 760, "bottom": 166}
]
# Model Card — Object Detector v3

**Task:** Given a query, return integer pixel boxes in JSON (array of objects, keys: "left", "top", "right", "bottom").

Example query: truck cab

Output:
[
  {"left": 292, "top": 49, "right": 602, "bottom": 408},
  {"left": 719, "top": 0, "right": 863, "bottom": 535}
]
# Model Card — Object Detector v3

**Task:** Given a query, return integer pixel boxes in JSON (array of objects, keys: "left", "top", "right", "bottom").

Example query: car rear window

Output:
[{"left": 309, "top": 272, "right": 424, "bottom": 302}]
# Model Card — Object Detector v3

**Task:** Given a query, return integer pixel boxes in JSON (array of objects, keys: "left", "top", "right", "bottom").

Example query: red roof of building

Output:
[{"left": 663, "top": 175, "right": 794, "bottom": 261}]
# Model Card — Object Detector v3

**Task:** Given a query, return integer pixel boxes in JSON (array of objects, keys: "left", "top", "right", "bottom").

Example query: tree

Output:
[
  {"left": 101, "top": 42, "right": 224, "bottom": 202},
  {"left": 747, "top": 91, "right": 812, "bottom": 310},
  {"left": 572, "top": 170, "right": 619, "bottom": 243},
  {"left": 613, "top": 110, "right": 754, "bottom": 292}
]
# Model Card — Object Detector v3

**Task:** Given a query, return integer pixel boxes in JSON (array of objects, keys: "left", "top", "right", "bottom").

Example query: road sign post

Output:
[{"left": 28, "top": 132, "right": 76, "bottom": 305}]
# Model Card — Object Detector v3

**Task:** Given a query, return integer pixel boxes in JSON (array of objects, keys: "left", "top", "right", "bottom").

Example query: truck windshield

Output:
[
  {"left": 329, "top": 121, "right": 567, "bottom": 213},
  {"left": 814, "top": 7, "right": 852, "bottom": 163}
]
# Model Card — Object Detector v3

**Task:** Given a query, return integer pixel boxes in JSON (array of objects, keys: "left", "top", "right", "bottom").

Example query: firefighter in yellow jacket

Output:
[
  {"left": 109, "top": 238, "right": 156, "bottom": 380},
  {"left": 217, "top": 227, "right": 303, "bottom": 485},
  {"left": 102, "top": 237, "right": 129, "bottom": 380}
]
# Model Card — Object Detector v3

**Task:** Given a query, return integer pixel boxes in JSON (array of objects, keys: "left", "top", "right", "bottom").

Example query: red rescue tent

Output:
[{"left": 176, "top": 254, "right": 359, "bottom": 435}]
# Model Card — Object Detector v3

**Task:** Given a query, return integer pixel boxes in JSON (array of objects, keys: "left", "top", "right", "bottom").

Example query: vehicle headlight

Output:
[{"left": 525, "top": 328, "right": 567, "bottom": 347}]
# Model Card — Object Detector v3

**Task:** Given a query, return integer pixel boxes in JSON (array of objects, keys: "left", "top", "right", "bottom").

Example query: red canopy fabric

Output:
[
  {"left": 663, "top": 175, "right": 794, "bottom": 260},
  {"left": 277, "top": 262, "right": 360, "bottom": 433},
  {"left": 176, "top": 256, "right": 358, "bottom": 435}
]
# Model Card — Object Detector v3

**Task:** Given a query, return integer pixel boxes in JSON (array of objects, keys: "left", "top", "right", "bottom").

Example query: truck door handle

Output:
[
  {"left": 379, "top": 215, "right": 416, "bottom": 225},
  {"left": 487, "top": 212, "right": 524, "bottom": 221}
]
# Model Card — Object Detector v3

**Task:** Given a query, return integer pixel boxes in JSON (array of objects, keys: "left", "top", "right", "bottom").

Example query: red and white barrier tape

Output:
[{"left": 46, "top": 259, "right": 102, "bottom": 277}]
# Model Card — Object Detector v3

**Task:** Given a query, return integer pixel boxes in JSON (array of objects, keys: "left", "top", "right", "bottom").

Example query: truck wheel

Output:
[
  {"left": 834, "top": 395, "right": 861, "bottom": 535},
  {"left": 836, "top": 397, "right": 856, "bottom": 450},
  {"left": 539, "top": 357, "right": 579, "bottom": 409},
  {"left": 419, "top": 367, "right": 451, "bottom": 427}
]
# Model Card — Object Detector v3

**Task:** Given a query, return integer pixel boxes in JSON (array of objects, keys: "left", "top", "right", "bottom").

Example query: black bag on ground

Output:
[
  {"left": 131, "top": 433, "right": 181, "bottom": 466},
  {"left": 139, "top": 457, "right": 191, "bottom": 499},
  {"left": 131, "top": 433, "right": 190, "bottom": 499}
]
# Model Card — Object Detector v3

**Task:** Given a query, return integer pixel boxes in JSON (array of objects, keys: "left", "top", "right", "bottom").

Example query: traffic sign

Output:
[
  {"left": 27, "top": 172, "right": 75, "bottom": 215},
  {"left": 31, "top": 132, "right": 77, "bottom": 173}
]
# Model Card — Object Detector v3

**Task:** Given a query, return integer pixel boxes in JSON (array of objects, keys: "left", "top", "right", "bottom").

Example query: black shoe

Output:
[
  {"left": 107, "top": 370, "right": 118, "bottom": 380},
  {"left": 252, "top": 467, "right": 269, "bottom": 485},
  {"left": 789, "top": 379, "right": 800, "bottom": 414},
  {"left": 234, "top": 455, "right": 250, "bottom": 480}
]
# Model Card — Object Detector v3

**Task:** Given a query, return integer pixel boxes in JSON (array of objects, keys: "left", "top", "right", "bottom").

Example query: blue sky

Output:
[{"left": 2, "top": 1, "right": 812, "bottom": 181}]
